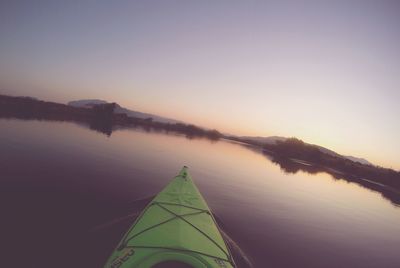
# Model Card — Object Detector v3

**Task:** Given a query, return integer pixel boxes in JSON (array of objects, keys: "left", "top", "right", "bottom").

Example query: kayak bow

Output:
[{"left": 104, "top": 166, "right": 235, "bottom": 268}]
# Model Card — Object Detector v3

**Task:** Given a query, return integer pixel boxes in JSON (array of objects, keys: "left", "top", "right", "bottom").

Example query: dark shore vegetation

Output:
[
  {"left": 0, "top": 94, "right": 222, "bottom": 140},
  {"left": 1, "top": 94, "right": 399, "bottom": 205},
  {"left": 271, "top": 138, "right": 399, "bottom": 191},
  {"left": 233, "top": 137, "right": 400, "bottom": 205}
]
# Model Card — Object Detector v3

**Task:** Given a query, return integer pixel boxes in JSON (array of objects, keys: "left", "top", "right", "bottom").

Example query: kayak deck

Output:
[{"left": 104, "top": 166, "right": 235, "bottom": 268}]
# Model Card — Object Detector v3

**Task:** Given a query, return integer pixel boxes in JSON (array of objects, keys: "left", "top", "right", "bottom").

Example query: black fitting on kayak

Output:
[
  {"left": 117, "top": 243, "right": 126, "bottom": 251},
  {"left": 181, "top": 166, "right": 188, "bottom": 179}
]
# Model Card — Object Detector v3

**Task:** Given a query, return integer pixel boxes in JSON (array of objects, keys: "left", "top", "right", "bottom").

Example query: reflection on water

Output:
[{"left": 1, "top": 119, "right": 400, "bottom": 268}]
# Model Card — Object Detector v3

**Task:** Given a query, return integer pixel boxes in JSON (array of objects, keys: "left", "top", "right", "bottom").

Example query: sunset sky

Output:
[{"left": 1, "top": 1, "right": 399, "bottom": 169}]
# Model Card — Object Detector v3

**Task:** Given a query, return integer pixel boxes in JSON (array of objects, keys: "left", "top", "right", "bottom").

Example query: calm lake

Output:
[{"left": 1, "top": 119, "right": 400, "bottom": 268}]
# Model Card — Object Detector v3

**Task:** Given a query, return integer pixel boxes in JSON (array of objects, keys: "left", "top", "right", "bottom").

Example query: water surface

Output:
[{"left": 1, "top": 119, "right": 400, "bottom": 268}]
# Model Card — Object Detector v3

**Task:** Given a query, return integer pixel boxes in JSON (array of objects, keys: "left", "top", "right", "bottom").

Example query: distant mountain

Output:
[
  {"left": 68, "top": 99, "right": 181, "bottom": 124},
  {"left": 313, "top": 145, "right": 341, "bottom": 157},
  {"left": 240, "top": 135, "right": 372, "bottom": 166},
  {"left": 313, "top": 145, "right": 372, "bottom": 165},
  {"left": 343, "top": 155, "right": 372, "bottom": 166}
]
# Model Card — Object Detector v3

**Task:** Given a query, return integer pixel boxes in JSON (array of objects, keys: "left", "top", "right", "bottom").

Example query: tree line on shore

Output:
[{"left": 0, "top": 94, "right": 222, "bottom": 139}]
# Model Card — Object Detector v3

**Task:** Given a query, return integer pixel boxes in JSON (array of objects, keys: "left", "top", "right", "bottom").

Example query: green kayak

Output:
[{"left": 104, "top": 166, "right": 236, "bottom": 268}]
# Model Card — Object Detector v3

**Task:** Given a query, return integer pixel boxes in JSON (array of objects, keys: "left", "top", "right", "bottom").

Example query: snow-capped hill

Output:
[{"left": 68, "top": 99, "right": 181, "bottom": 124}]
